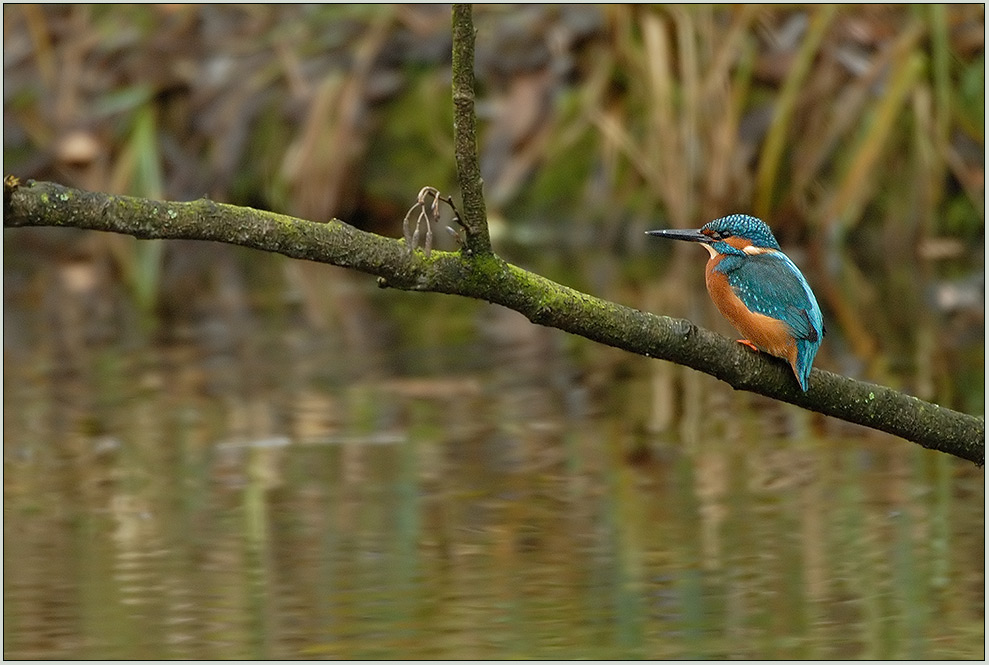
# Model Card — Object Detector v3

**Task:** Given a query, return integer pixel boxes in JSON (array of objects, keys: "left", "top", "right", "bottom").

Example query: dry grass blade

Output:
[
  {"left": 20, "top": 4, "right": 56, "bottom": 86},
  {"left": 754, "top": 5, "right": 837, "bottom": 218},
  {"left": 790, "top": 21, "right": 925, "bottom": 204},
  {"left": 641, "top": 11, "right": 685, "bottom": 225},
  {"left": 823, "top": 52, "right": 925, "bottom": 229},
  {"left": 944, "top": 145, "right": 986, "bottom": 218},
  {"left": 928, "top": 4, "right": 952, "bottom": 204},
  {"left": 699, "top": 6, "right": 758, "bottom": 213},
  {"left": 673, "top": 7, "right": 699, "bottom": 223},
  {"left": 282, "top": 9, "right": 394, "bottom": 221}
]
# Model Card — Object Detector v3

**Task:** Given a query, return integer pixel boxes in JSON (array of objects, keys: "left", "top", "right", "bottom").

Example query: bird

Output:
[{"left": 646, "top": 214, "right": 824, "bottom": 391}]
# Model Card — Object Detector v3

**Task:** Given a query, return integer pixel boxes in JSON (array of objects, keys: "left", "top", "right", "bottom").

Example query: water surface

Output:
[{"left": 3, "top": 250, "right": 984, "bottom": 659}]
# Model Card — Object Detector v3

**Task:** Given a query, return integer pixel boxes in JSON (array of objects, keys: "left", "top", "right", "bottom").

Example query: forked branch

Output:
[{"left": 2, "top": 3, "right": 983, "bottom": 466}]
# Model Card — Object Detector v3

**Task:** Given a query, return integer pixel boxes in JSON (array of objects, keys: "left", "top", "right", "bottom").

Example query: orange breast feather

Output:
[{"left": 704, "top": 260, "right": 799, "bottom": 371}]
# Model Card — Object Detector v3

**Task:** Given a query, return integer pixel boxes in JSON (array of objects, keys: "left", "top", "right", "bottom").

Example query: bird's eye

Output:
[{"left": 712, "top": 231, "right": 730, "bottom": 240}]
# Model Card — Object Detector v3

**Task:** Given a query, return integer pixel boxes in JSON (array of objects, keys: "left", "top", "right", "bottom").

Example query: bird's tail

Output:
[{"left": 793, "top": 339, "right": 819, "bottom": 391}]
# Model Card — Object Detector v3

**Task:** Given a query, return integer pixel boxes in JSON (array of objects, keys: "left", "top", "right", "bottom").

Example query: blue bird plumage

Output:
[
  {"left": 704, "top": 213, "right": 782, "bottom": 250},
  {"left": 646, "top": 214, "right": 824, "bottom": 391}
]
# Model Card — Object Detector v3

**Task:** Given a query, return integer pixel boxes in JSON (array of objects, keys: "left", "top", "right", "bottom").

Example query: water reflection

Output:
[{"left": 3, "top": 251, "right": 984, "bottom": 660}]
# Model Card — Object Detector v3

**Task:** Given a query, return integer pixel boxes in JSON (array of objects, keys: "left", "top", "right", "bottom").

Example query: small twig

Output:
[{"left": 402, "top": 186, "right": 464, "bottom": 257}]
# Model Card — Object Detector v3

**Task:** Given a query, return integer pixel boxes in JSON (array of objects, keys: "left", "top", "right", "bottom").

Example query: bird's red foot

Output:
[{"left": 736, "top": 339, "right": 760, "bottom": 353}]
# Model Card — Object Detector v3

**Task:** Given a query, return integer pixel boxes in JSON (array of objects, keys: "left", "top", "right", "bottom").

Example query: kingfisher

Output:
[{"left": 647, "top": 214, "right": 824, "bottom": 391}]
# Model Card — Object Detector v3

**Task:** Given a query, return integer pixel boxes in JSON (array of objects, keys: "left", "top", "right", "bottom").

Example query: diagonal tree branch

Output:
[
  {"left": 3, "top": 176, "right": 984, "bottom": 465},
  {"left": 3, "top": 4, "right": 984, "bottom": 465}
]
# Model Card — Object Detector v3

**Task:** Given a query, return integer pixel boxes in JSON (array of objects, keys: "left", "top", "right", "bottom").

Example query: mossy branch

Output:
[
  {"left": 2, "top": 5, "right": 983, "bottom": 465},
  {"left": 451, "top": 3, "right": 491, "bottom": 256},
  {"left": 3, "top": 176, "right": 984, "bottom": 465}
]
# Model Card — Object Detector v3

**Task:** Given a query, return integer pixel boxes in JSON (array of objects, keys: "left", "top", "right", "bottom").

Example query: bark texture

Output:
[{"left": 4, "top": 176, "right": 984, "bottom": 465}]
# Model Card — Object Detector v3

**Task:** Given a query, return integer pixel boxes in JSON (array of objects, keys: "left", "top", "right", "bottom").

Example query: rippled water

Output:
[{"left": 3, "top": 253, "right": 984, "bottom": 659}]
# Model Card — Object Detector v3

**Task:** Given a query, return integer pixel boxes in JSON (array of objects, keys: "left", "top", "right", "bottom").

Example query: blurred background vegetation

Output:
[
  {"left": 5, "top": 5, "right": 984, "bottom": 230},
  {"left": 4, "top": 4, "right": 984, "bottom": 407},
  {"left": 3, "top": 5, "right": 985, "bottom": 659}
]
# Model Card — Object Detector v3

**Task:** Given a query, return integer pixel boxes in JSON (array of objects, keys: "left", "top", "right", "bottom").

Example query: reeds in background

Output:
[{"left": 3, "top": 4, "right": 984, "bottom": 404}]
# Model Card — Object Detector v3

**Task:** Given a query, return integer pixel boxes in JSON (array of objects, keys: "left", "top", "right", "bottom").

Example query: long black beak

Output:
[{"left": 645, "top": 228, "right": 711, "bottom": 243}]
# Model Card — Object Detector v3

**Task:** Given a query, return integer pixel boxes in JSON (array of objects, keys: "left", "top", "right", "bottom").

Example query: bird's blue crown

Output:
[{"left": 703, "top": 214, "right": 781, "bottom": 250}]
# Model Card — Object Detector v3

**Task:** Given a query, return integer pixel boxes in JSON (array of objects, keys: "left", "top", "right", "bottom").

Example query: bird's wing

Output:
[{"left": 717, "top": 252, "right": 824, "bottom": 342}]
